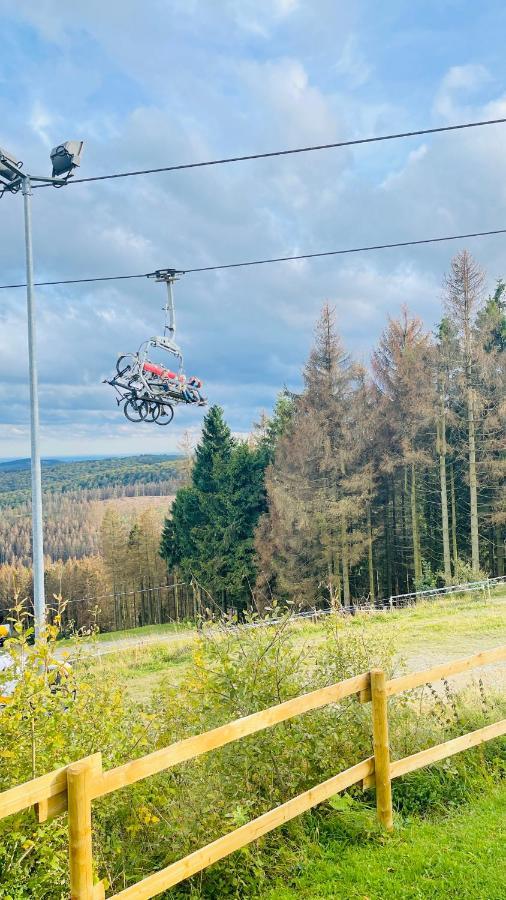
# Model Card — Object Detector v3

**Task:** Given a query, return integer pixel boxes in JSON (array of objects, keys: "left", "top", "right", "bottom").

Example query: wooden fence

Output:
[{"left": 1, "top": 645, "right": 505, "bottom": 899}]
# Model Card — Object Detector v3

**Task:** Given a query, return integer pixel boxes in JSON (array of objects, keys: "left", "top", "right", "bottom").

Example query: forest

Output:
[
  {"left": 1, "top": 250, "right": 504, "bottom": 631},
  {"left": 0, "top": 453, "right": 183, "bottom": 508},
  {"left": 163, "top": 250, "right": 505, "bottom": 614}
]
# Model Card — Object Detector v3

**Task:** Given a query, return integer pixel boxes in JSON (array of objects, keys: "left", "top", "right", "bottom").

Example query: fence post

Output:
[
  {"left": 67, "top": 760, "right": 95, "bottom": 900},
  {"left": 370, "top": 668, "right": 393, "bottom": 831}
]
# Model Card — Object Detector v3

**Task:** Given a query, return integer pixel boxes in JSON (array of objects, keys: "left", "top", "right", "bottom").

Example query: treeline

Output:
[
  {"left": 0, "top": 507, "right": 196, "bottom": 631},
  {"left": 0, "top": 483, "right": 178, "bottom": 565},
  {"left": 1, "top": 250, "right": 503, "bottom": 630},
  {"left": 0, "top": 454, "right": 183, "bottom": 509},
  {"left": 163, "top": 251, "right": 505, "bottom": 612}
]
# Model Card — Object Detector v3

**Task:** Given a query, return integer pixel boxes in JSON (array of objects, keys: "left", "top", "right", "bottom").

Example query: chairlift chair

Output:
[{"left": 104, "top": 270, "right": 206, "bottom": 425}]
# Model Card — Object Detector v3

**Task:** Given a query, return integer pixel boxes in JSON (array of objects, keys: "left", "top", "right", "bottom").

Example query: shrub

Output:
[{"left": 0, "top": 604, "right": 504, "bottom": 898}]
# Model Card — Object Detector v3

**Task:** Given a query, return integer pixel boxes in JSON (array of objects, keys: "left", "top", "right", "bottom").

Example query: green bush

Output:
[{"left": 0, "top": 604, "right": 504, "bottom": 898}]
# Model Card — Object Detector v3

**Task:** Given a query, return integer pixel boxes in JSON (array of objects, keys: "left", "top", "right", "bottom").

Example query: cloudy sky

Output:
[{"left": 1, "top": 0, "right": 506, "bottom": 457}]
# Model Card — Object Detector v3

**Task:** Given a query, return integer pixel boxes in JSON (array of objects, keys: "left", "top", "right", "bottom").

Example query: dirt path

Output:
[{"left": 400, "top": 638, "right": 506, "bottom": 693}]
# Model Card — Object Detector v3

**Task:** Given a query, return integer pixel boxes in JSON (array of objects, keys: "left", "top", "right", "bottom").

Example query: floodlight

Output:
[
  {"left": 50, "top": 140, "right": 84, "bottom": 178},
  {"left": 0, "top": 145, "right": 23, "bottom": 186}
]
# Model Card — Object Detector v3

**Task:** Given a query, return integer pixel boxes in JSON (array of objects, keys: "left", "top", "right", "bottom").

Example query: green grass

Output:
[
  {"left": 81, "top": 638, "right": 193, "bottom": 703},
  {"left": 91, "top": 620, "right": 194, "bottom": 642},
  {"left": 262, "top": 782, "right": 506, "bottom": 899},
  {"left": 75, "top": 593, "right": 506, "bottom": 705},
  {"left": 59, "top": 619, "right": 194, "bottom": 646}
]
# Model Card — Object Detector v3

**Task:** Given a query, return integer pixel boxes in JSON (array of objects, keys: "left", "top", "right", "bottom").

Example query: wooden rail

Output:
[{"left": 0, "top": 644, "right": 504, "bottom": 899}]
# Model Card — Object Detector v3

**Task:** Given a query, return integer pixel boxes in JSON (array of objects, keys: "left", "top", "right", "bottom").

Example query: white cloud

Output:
[
  {"left": 433, "top": 64, "right": 492, "bottom": 119},
  {"left": 2, "top": 3, "right": 506, "bottom": 456},
  {"left": 334, "top": 34, "right": 371, "bottom": 87},
  {"left": 29, "top": 102, "right": 55, "bottom": 148}
]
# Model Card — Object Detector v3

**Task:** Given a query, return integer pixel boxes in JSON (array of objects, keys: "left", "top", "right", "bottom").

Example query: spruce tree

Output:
[
  {"left": 444, "top": 251, "right": 485, "bottom": 575},
  {"left": 161, "top": 406, "right": 268, "bottom": 612}
]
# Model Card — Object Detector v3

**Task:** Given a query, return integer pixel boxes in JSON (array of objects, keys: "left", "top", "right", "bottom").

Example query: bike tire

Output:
[
  {"left": 154, "top": 404, "right": 175, "bottom": 425},
  {"left": 116, "top": 354, "right": 135, "bottom": 378},
  {"left": 143, "top": 402, "right": 161, "bottom": 423},
  {"left": 123, "top": 398, "right": 148, "bottom": 422}
]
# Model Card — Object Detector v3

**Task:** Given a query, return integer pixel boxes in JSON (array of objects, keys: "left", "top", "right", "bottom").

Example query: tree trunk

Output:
[
  {"left": 340, "top": 514, "right": 350, "bottom": 608},
  {"left": 450, "top": 462, "right": 458, "bottom": 576},
  {"left": 467, "top": 378, "right": 480, "bottom": 573},
  {"left": 411, "top": 463, "right": 422, "bottom": 584},
  {"left": 174, "top": 570, "right": 180, "bottom": 621},
  {"left": 332, "top": 545, "right": 342, "bottom": 608},
  {"left": 383, "top": 485, "right": 392, "bottom": 598},
  {"left": 391, "top": 477, "right": 399, "bottom": 595},
  {"left": 496, "top": 525, "right": 504, "bottom": 577},
  {"left": 403, "top": 466, "right": 410, "bottom": 591},
  {"left": 437, "top": 410, "right": 452, "bottom": 583},
  {"left": 367, "top": 503, "right": 375, "bottom": 603}
]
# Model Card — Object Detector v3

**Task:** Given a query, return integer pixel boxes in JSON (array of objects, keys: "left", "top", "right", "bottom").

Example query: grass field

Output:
[
  {"left": 86, "top": 591, "right": 506, "bottom": 704},
  {"left": 261, "top": 782, "right": 506, "bottom": 899}
]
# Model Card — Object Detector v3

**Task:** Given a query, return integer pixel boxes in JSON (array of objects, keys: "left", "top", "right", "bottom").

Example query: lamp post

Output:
[{"left": 0, "top": 141, "right": 84, "bottom": 638}]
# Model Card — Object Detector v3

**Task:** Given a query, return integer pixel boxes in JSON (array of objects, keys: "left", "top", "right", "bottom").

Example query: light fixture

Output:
[
  {"left": 0, "top": 145, "right": 23, "bottom": 189},
  {"left": 50, "top": 140, "right": 85, "bottom": 178}
]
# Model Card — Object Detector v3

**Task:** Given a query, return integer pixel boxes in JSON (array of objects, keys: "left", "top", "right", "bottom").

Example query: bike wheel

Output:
[
  {"left": 143, "top": 402, "right": 162, "bottom": 423},
  {"left": 124, "top": 398, "right": 148, "bottom": 422},
  {"left": 116, "top": 354, "right": 136, "bottom": 378},
  {"left": 155, "top": 404, "right": 174, "bottom": 425}
]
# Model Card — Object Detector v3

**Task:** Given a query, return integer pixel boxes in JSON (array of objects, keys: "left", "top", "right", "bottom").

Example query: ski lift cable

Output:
[
  {"left": 29, "top": 116, "right": 506, "bottom": 188},
  {"left": 1, "top": 226, "right": 506, "bottom": 290}
]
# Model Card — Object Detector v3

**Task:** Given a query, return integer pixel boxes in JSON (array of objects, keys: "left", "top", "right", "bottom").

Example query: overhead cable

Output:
[
  {"left": 1, "top": 226, "right": 506, "bottom": 290},
  {"left": 31, "top": 117, "right": 506, "bottom": 188}
]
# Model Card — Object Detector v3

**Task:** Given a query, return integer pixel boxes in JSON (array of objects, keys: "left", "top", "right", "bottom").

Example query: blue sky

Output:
[{"left": 1, "top": 0, "right": 506, "bottom": 455}]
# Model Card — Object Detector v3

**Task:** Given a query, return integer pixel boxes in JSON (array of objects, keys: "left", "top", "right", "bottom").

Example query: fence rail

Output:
[{"left": 1, "top": 645, "right": 505, "bottom": 899}]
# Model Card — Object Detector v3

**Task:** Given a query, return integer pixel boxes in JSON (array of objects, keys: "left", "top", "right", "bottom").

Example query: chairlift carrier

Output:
[{"left": 104, "top": 270, "right": 206, "bottom": 425}]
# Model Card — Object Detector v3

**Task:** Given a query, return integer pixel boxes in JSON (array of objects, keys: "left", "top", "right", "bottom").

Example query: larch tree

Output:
[
  {"left": 372, "top": 307, "right": 434, "bottom": 588},
  {"left": 256, "top": 304, "right": 364, "bottom": 609}
]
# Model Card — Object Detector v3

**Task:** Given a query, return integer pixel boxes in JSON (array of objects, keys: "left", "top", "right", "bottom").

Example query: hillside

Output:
[
  {"left": 0, "top": 454, "right": 183, "bottom": 507},
  {"left": 0, "top": 454, "right": 184, "bottom": 566},
  {"left": 2, "top": 591, "right": 503, "bottom": 898}
]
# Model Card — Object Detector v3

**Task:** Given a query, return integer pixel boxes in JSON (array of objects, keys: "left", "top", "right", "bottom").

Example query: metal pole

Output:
[{"left": 22, "top": 175, "right": 46, "bottom": 638}]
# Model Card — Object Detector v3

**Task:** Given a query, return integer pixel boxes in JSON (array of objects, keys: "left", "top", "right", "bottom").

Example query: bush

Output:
[{"left": 0, "top": 604, "right": 504, "bottom": 898}]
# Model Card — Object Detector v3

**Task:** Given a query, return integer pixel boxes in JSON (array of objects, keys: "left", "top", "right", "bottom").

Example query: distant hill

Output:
[
  {"left": 0, "top": 453, "right": 182, "bottom": 472},
  {"left": 0, "top": 458, "right": 63, "bottom": 472},
  {"left": 0, "top": 453, "right": 185, "bottom": 509}
]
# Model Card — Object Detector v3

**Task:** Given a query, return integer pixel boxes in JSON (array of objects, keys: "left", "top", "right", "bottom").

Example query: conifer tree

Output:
[
  {"left": 372, "top": 308, "right": 433, "bottom": 587},
  {"left": 161, "top": 406, "right": 268, "bottom": 611},
  {"left": 444, "top": 251, "right": 485, "bottom": 574}
]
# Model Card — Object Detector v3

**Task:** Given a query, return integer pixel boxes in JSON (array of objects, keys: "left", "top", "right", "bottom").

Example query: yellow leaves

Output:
[
  {"left": 137, "top": 805, "right": 160, "bottom": 826},
  {"left": 0, "top": 747, "right": 15, "bottom": 758}
]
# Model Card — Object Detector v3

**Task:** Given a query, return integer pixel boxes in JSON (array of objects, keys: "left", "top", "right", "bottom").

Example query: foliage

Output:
[
  {"left": 257, "top": 254, "right": 505, "bottom": 611},
  {"left": 161, "top": 406, "right": 270, "bottom": 610},
  {"left": 0, "top": 603, "right": 504, "bottom": 898},
  {"left": 413, "top": 559, "right": 437, "bottom": 592},
  {"left": 0, "top": 454, "right": 183, "bottom": 511},
  {"left": 0, "top": 601, "right": 152, "bottom": 897}
]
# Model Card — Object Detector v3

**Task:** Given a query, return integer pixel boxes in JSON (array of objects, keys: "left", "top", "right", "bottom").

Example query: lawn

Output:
[
  {"left": 85, "top": 592, "right": 506, "bottom": 704},
  {"left": 261, "top": 782, "right": 506, "bottom": 899}
]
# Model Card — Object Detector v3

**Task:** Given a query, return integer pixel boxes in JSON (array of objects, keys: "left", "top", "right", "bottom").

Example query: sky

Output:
[{"left": 1, "top": 0, "right": 506, "bottom": 456}]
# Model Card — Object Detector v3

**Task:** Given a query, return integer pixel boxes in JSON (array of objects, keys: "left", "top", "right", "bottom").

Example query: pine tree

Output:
[
  {"left": 161, "top": 406, "right": 268, "bottom": 612},
  {"left": 444, "top": 251, "right": 485, "bottom": 575},
  {"left": 192, "top": 406, "right": 235, "bottom": 493}
]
